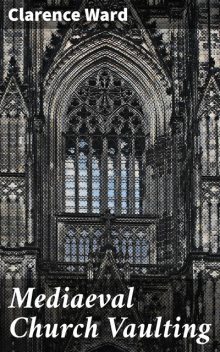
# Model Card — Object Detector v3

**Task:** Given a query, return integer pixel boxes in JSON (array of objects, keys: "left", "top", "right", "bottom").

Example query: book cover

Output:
[{"left": 0, "top": 1, "right": 220, "bottom": 351}]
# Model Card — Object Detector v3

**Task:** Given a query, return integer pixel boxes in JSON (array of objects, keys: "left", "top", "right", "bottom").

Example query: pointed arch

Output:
[
  {"left": 44, "top": 35, "right": 172, "bottom": 139},
  {"left": 0, "top": 76, "right": 28, "bottom": 173},
  {"left": 42, "top": 30, "right": 172, "bottom": 261}
]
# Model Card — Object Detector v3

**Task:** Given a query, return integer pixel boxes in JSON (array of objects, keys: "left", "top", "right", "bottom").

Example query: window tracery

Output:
[
  {"left": 0, "top": 112, "right": 26, "bottom": 173},
  {"left": 63, "top": 225, "right": 151, "bottom": 267},
  {"left": 0, "top": 77, "right": 27, "bottom": 173},
  {"left": 65, "top": 68, "right": 146, "bottom": 215},
  {"left": 64, "top": 227, "right": 102, "bottom": 264},
  {"left": 112, "top": 229, "right": 150, "bottom": 265},
  {"left": 0, "top": 178, "right": 26, "bottom": 247}
]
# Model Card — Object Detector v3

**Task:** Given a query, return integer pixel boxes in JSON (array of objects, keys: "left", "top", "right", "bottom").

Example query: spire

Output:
[
  {"left": 0, "top": 71, "right": 28, "bottom": 117},
  {"left": 197, "top": 73, "right": 220, "bottom": 119}
]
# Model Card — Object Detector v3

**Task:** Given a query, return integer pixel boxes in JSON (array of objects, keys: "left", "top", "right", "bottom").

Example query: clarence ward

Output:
[{"left": 8, "top": 8, "right": 128, "bottom": 22}]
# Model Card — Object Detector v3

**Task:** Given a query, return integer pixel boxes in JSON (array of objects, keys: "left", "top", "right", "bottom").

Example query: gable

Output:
[
  {"left": 197, "top": 75, "right": 220, "bottom": 118},
  {"left": 43, "top": 0, "right": 170, "bottom": 82},
  {"left": 0, "top": 76, "right": 28, "bottom": 117}
]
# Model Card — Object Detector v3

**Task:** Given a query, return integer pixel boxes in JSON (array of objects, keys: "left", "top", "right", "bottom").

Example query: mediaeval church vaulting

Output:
[{"left": 0, "top": 0, "right": 220, "bottom": 351}]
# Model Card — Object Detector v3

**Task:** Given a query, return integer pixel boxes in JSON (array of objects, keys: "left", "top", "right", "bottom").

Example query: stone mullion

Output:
[
  {"left": 0, "top": 118, "right": 2, "bottom": 170},
  {"left": 56, "top": 122, "right": 64, "bottom": 214},
  {"left": 205, "top": 278, "right": 214, "bottom": 341},
  {"left": 60, "top": 224, "right": 66, "bottom": 261},
  {"left": 129, "top": 138, "right": 135, "bottom": 214},
  {"left": 210, "top": 115, "right": 216, "bottom": 176},
  {"left": 2, "top": 197, "right": 7, "bottom": 246},
  {"left": 7, "top": 198, "right": 11, "bottom": 247},
  {"left": 202, "top": 200, "right": 209, "bottom": 252},
  {"left": 115, "top": 139, "right": 121, "bottom": 215},
  {"left": 37, "top": 123, "right": 48, "bottom": 259},
  {"left": 51, "top": 121, "right": 58, "bottom": 260},
  {"left": 211, "top": 277, "right": 216, "bottom": 343},
  {"left": 141, "top": 143, "right": 146, "bottom": 215},
  {"left": 171, "top": 131, "right": 177, "bottom": 263},
  {"left": 8, "top": 198, "right": 11, "bottom": 246},
  {"left": 97, "top": 155, "right": 101, "bottom": 213},
  {"left": 145, "top": 162, "right": 151, "bottom": 214},
  {"left": 4, "top": 116, "right": 9, "bottom": 172},
  {"left": 211, "top": 198, "right": 218, "bottom": 253},
  {"left": 10, "top": 118, "right": 15, "bottom": 172},
  {"left": 23, "top": 194, "right": 27, "bottom": 245},
  {"left": 206, "top": 116, "right": 210, "bottom": 175},
  {"left": 164, "top": 142, "right": 170, "bottom": 218},
  {"left": 26, "top": 122, "right": 34, "bottom": 243},
  {"left": 142, "top": 137, "right": 147, "bottom": 215},
  {"left": 75, "top": 136, "right": 79, "bottom": 213},
  {"left": 10, "top": 198, "right": 17, "bottom": 247},
  {"left": 0, "top": 198, "right": 1, "bottom": 246},
  {"left": 61, "top": 133, "right": 66, "bottom": 213},
  {"left": 215, "top": 279, "right": 220, "bottom": 341},
  {"left": 16, "top": 197, "right": 19, "bottom": 247},
  {"left": 198, "top": 130, "right": 203, "bottom": 251},
  {"left": 18, "top": 118, "right": 24, "bottom": 173},
  {"left": 208, "top": 201, "right": 212, "bottom": 253},
  {"left": 198, "top": 184, "right": 203, "bottom": 252},
  {"left": 15, "top": 118, "right": 19, "bottom": 173},
  {"left": 132, "top": 238, "right": 136, "bottom": 265},
  {"left": 194, "top": 125, "right": 202, "bottom": 251},
  {"left": 201, "top": 116, "right": 207, "bottom": 175},
  {"left": 16, "top": 197, "right": 22, "bottom": 247},
  {"left": 101, "top": 136, "right": 108, "bottom": 212},
  {"left": 144, "top": 136, "right": 151, "bottom": 214},
  {"left": 18, "top": 197, "right": 24, "bottom": 247},
  {"left": 8, "top": 117, "right": 11, "bottom": 172},
  {"left": 88, "top": 136, "right": 93, "bottom": 213},
  {"left": 167, "top": 155, "right": 173, "bottom": 217},
  {"left": 218, "top": 203, "right": 220, "bottom": 253},
  {"left": 212, "top": 117, "right": 218, "bottom": 176},
  {"left": 176, "top": 134, "right": 184, "bottom": 260},
  {"left": 170, "top": 11, "right": 182, "bottom": 119},
  {"left": 216, "top": 115, "right": 220, "bottom": 176},
  {"left": 20, "top": 118, "right": 26, "bottom": 172},
  {"left": 88, "top": 228, "right": 93, "bottom": 257},
  {"left": 76, "top": 238, "right": 79, "bottom": 263},
  {"left": 0, "top": 0, "right": 3, "bottom": 82},
  {"left": 31, "top": 20, "right": 44, "bottom": 117},
  {"left": 217, "top": 116, "right": 220, "bottom": 177},
  {"left": 12, "top": 118, "right": 17, "bottom": 172},
  {"left": 163, "top": 143, "right": 170, "bottom": 260},
  {"left": 194, "top": 163, "right": 202, "bottom": 250}
]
